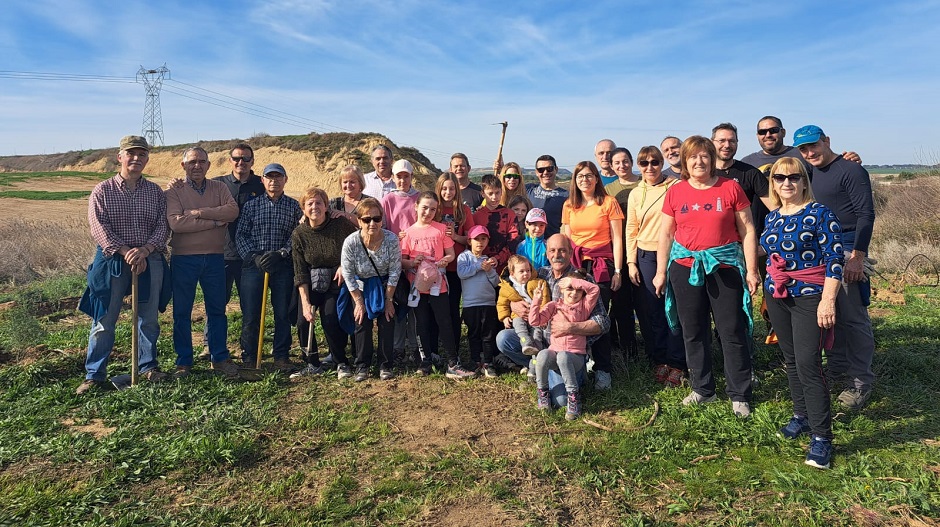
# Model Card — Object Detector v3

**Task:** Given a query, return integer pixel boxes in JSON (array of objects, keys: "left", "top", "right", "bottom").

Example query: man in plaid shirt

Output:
[
  {"left": 236, "top": 163, "right": 302, "bottom": 373},
  {"left": 77, "top": 135, "right": 170, "bottom": 395}
]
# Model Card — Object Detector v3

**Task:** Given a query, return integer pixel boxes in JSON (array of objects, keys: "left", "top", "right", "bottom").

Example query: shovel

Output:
[{"left": 110, "top": 272, "right": 139, "bottom": 390}]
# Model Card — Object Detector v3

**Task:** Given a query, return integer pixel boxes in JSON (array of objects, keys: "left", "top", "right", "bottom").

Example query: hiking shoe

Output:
[
  {"left": 653, "top": 364, "right": 670, "bottom": 384},
  {"left": 445, "top": 364, "right": 476, "bottom": 380},
  {"left": 536, "top": 388, "right": 551, "bottom": 411},
  {"left": 141, "top": 369, "right": 168, "bottom": 383},
  {"left": 379, "top": 369, "right": 395, "bottom": 381},
  {"left": 336, "top": 363, "right": 353, "bottom": 380},
  {"left": 354, "top": 368, "right": 369, "bottom": 382},
  {"left": 175, "top": 365, "right": 192, "bottom": 378},
  {"left": 778, "top": 415, "right": 812, "bottom": 439},
  {"left": 289, "top": 363, "right": 325, "bottom": 380},
  {"left": 417, "top": 363, "right": 433, "bottom": 376},
  {"left": 732, "top": 401, "right": 751, "bottom": 419},
  {"left": 274, "top": 359, "right": 299, "bottom": 374},
  {"left": 838, "top": 388, "right": 871, "bottom": 410},
  {"left": 805, "top": 436, "right": 833, "bottom": 469},
  {"left": 682, "top": 391, "right": 717, "bottom": 406},
  {"left": 594, "top": 370, "right": 611, "bottom": 391},
  {"left": 210, "top": 359, "right": 241, "bottom": 379},
  {"left": 565, "top": 391, "right": 582, "bottom": 421},
  {"left": 197, "top": 349, "right": 211, "bottom": 361},
  {"left": 75, "top": 379, "right": 107, "bottom": 395},
  {"left": 483, "top": 363, "right": 498, "bottom": 378},
  {"left": 664, "top": 367, "right": 685, "bottom": 387}
]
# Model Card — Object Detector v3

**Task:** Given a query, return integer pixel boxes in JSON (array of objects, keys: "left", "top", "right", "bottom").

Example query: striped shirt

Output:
[
  {"left": 88, "top": 174, "right": 169, "bottom": 257},
  {"left": 235, "top": 193, "right": 302, "bottom": 259}
]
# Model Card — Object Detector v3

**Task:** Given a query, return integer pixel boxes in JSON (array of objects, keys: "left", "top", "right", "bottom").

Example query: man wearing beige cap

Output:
[{"left": 77, "top": 135, "right": 170, "bottom": 394}]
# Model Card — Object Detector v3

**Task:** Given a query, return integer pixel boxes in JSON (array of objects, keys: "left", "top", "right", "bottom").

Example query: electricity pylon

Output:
[{"left": 137, "top": 64, "right": 169, "bottom": 147}]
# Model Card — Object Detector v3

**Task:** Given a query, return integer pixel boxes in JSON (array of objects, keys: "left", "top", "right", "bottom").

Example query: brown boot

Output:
[{"left": 211, "top": 359, "right": 241, "bottom": 379}]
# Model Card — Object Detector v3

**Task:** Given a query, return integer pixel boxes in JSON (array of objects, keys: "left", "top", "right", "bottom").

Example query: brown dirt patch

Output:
[
  {"left": 61, "top": 417, "right": 117, "bottom": 439},
  {"left": 337, "top": 377, "right": 537, "bottom": 458}
]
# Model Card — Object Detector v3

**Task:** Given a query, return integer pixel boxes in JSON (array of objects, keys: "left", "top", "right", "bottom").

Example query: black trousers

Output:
[
  {"left": 670, "top": 262, "right": 752, "bottom": 402},
  {"left": 414, "top": 293, "right": 460, "bottom": 367},
  {"left": 462, "top": 305, "right": 499, "bottom": 365},
  {"left": 354, "top": 310, "right": 395, "bottom": 372},
  {"left": 765, "top": 293, "right": 832, "bottom": 439},
  {"left": 296, "top": 287, "right": 349, "bottom": 366},
  {"left": 635, "top": 249, "right": 686, "bottom": 369},
  {"left": 426, "top": 270, "right": 462, "bottom": 357}
]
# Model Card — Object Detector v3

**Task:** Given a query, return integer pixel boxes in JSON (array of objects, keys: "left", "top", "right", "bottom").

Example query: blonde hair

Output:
[
  {"left": 767, "top": 158, "right": 814, "bottom": 208},
  {"left": 499, "top": 161, "right": 526, "bottom": 206},
  {"left": 507, "top": 254, "right": 532, "bottom": 275},
  {"left": 339, "top": 165, "right": 366, "bottom": 193}
]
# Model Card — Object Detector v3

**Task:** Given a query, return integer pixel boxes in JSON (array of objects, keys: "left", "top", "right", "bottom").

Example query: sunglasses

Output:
[
  {"left": 771, "top": 173, "right": 803, "bottom": 183},
  {"left": 758, "top": 126, "right": 782, "bottom": 136},
  {"left": 262, "top": 173, "right": 285, "bottom": 180},
  {"left": 536, "top": 166, "right": 556, "bottom": 174},
  {"left": 637, "top": 159, "right": 661, "bottom": 167},
  {"left": 359, "top": 215, "right": 383, "bottom": 224},
  {"left": 503, "top": 173, "right": 521, "bottom": 180},
  {"left": 231, "top": 156, "right": 253, "bottom": 163}
]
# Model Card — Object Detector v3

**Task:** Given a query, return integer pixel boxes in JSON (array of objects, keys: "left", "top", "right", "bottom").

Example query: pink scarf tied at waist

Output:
[
  {"left": 571, "top": 244, "right": 614, "bottom": 283},
  {"left": 768, "top": 253, "right": 833, "bottom": 349}
]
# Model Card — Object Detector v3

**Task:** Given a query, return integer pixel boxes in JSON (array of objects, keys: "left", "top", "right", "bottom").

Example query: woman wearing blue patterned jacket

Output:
[{"left": 759, "top": 157, "right": 844, "bottom": 470}]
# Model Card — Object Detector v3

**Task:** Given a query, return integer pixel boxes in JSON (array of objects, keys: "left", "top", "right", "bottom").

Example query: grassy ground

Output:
[{"left": 0, "top": 276, "right": 937, "bottom": 526}]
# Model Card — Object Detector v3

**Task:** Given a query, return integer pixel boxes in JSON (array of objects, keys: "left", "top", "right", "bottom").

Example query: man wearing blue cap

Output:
[
  {"left": 235, "top": 162, "right": 302, "bottom": 373},
  {"left": 793, "top": 125, "right": 876, "bottom": 410}
]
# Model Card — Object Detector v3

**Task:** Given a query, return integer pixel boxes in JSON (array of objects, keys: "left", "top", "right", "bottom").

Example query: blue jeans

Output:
[
  {"left": 172, "top": 253, "right": 228, "bottom": 366},
  {"left": 239, "top": 259, "right": 293, "bottom": 363},
  {"left": 497, "top": 329, "right": 584, "bottom": 407},
  {"left": 84, "top": 254, "right": 163, "bottom": 381}
]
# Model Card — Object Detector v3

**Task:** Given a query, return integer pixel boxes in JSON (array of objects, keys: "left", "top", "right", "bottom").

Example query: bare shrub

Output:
[
  {"left": 0, "top": 218, "right": 92, "bottom": 284},
  {"left": 871, "top": 178, "right": 940, "bottom": 274}
]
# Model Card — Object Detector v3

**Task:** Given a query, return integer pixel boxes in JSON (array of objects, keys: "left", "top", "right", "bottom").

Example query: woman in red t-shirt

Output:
[{"left": 652, "top": 135, "right": 760, "bottom": 418}]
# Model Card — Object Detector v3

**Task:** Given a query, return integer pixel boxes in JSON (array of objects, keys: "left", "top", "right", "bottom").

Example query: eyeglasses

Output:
[
  {"left": 503, "top": 173, "right": 521, "bottom": 180},
  {"left": 536, "top": 166, "right": 556, "bottom": 174},
  {"left": 262, "top": 173, "right": 286, "bottom": 180},
  {"left": 638, "top": 160, "right": 661, "bottom": 167},
  {"left": 359, "top": 215, "right": 382, "bottom": 224},
  {"left": 758, "top": 126, "right": 782, "bottom": 136},
  {"left": 184, "top": 160, "right": 209, "bottom": 166},
  {"left": 771, "top": 173, "right": 803, "bottom": 183},
  {"left": 575, "top": 173, "right": 595, "bottom": 180},
  {"left": 231, "top": 156, "right": 253, "bottom": 163}
]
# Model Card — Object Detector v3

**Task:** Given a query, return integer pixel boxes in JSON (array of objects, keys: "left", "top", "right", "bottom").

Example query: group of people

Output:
[{"left": 78, "top": 115, "right": 877, "bottom": 471}]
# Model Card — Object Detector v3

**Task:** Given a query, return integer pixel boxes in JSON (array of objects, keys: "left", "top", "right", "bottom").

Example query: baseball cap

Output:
[
  {"left": 119, "top": 135, "right": 150, "bottom": 151},
  {"left": 792, "top": 125, "right": 825, "bottom": 148},
  {"left": 392, "top": 159, "right": 413, "bottom": 175},
  {"left": 525, "top": 208, "right": 547, "bottom": 224},
  {"left": 467, "top": 225, "right": 490, "bottom": 239},
  {"left": 263, "top": 163, "right": 287, "bottom": 177}
]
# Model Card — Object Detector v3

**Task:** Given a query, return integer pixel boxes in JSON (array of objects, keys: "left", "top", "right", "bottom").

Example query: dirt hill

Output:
[{"left": 0, "top": 132, "right": 441, "bottom": 196}]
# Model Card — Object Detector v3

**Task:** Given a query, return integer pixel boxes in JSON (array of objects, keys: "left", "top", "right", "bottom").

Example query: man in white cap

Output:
[
  {"left": 235, "top": 162, "right": 302, "bottom": 373},
  {"left": 77, "top": 135, "right": 170, "bottom": 394}
]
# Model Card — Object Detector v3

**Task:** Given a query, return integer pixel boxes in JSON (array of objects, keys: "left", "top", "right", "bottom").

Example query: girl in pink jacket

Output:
[{"left": 528, "top": 276, "right": 599, "bottom": 420}]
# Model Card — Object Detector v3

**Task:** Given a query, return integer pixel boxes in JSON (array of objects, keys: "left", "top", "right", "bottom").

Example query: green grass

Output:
[
  {"left": 0, "top": 171, "right": 110, "bottom": 187},
  {"left": 0, "top": 275, "right": 937, "bottom": 525},
  {"left": 0, "top": 190, "right": 91, "bottom": 200}
]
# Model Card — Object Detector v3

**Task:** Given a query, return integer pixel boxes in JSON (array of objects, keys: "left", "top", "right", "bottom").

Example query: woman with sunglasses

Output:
[
  {"left": 760, "top": 157, "right": 843, "bottom": 469},
  {"left": 653, "top": 136, "right": 760, "bottom": 418},
  {"left": 624, "top": 146, "right": 686, "bottom": 386},
  {"left": 604, "top": 147, "right": 640, "bottom": 358},
  {"left": 340, "top": 197, "right": 402, "bottom": 381},
  {"left": 499, "top": 162, "right": 527, "bottom": 207}
]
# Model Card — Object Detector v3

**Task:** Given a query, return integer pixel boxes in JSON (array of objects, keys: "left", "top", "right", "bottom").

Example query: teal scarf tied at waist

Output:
[{"left": 664, "top": 240, "right": 753, "bottom": 338}]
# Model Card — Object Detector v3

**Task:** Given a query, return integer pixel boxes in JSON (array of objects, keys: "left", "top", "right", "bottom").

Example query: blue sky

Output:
[{"left": 1, "top": 0, "right": 938, "bottom": 169}]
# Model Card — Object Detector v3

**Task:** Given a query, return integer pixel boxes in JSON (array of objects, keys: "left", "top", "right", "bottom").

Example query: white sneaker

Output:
[
  {"left": 594, "top": 370, "right": 611, "bottom": 391},
  {"left": 682, "top": 391, "right": 718, "bottom": 406},
  {"left": 732, "top": 401, "right": 751, "bottom": 418}
]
